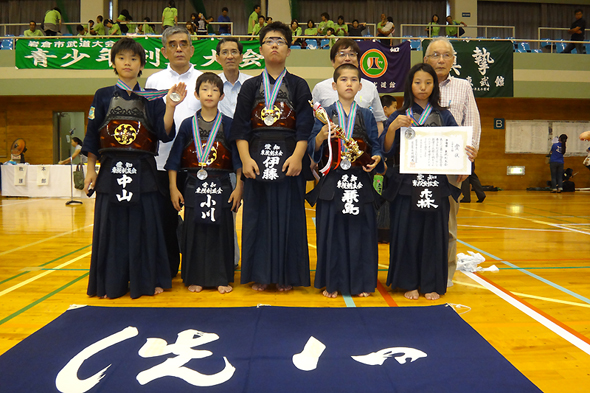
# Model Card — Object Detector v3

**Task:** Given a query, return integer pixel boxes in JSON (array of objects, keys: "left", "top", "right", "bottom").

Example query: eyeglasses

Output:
[
  {"left": 219, "top": 49, "right": 240, "bottom": 56},
  {"left": 428, "top": 52, "right": 453, "bottom": 60},
  {"left": 167, "top": 41, "right": 190, "bottom": 50},
  {"left": 262, "top": 38, "right": 287, "bottom": 46},
  {"left": 336, "top": 51, "right": 358, "bottom": 59}
]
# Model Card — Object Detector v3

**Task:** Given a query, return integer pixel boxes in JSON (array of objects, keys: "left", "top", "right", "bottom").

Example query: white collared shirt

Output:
[
  {"left": 311, "top": 77, "right": 387, "bottom": 122},
  {"left": 438, "top": 76, "right": 481, "bottom": 149},
  {"left": 145, "top": 64, "right": 203, "bottom": 170},
  {"left": 218, "top": 71, "right": 253, "bottom": 118}
]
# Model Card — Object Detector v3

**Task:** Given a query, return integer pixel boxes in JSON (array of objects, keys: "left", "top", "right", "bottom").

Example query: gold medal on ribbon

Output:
[{"left": 261, "top": 105, "right": 282, "bottom": 126}]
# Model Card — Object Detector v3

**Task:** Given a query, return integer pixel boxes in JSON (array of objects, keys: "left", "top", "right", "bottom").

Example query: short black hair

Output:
[
  {"left": 380, "top": 95, "right": 396, "bottom": 108},
  {"left": 574, "top": 9, "right": 583, "bottom": 14},
  {"left": 168, "top": 1, "right": 176, "bottom": 8},
  {"left": 254, "top": 4, "right": 260, "bottom": 10},
  {"left": 321, "top": 12, "right": 330, "bottom": 20},
  {"left": 29, "top": 20, "right": 36, "bottom": 25},
  {"left": 195, "top": 72, "right": 224, "bottom": 95},
  {"left": 338, "top": 15, "right": 344, "bottom": 22},
  {"left": 259, "top": 21, "right": 292, "bottom": 48},
  {"left": 111, "top": 37, "right": 146, "bottom": 77},
  {"left": 333, "top": 63, "right": 361, "bottom": 81},
  {"left": 97, "top": 15, "right": 103, "bottom": 22},
  {"left": 76, "top": 24, "right": 84, "bottom": 33},
  {"left": 72, "top": 137, "right": 83, "bottom": 146},
  {"left": 327, "top": 27, "right": 335, "bottom": 35},
  {"left": 307, "top": 19, "right": 315, "bottom": 27},
  {"left": 216, "top": 37, "right": 243, "bottom": 55},
  {"left": 222, "top": 7, "right": 228, "bottom": 12},
  {"left": 400, "top": 63, "right": 442, "bottom": 112},
  {"left": 330, "top": 38, "right": 360, "bottom": 62}
]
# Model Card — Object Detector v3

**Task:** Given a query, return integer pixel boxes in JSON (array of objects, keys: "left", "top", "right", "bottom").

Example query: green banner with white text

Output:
[
  {"left": 423, "top": 40, "right": 513, "bottom": 98},
  {"left": 15, "top": 37, "right": 265, "bottom": 70}
]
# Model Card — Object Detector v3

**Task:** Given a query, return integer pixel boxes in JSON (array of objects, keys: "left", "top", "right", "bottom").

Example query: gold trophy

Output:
[{"left": 309, "top": 101, "right": 374, "bottom": 169}]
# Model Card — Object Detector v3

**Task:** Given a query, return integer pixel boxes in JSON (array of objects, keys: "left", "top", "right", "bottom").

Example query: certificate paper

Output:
[{"left": 399, "top": 126, "right": 473, "bottom": 175}]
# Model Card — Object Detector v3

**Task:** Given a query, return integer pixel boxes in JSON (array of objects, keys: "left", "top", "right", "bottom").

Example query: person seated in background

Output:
[
  {"left": 348, "top": 19, "right": 365, "bottom": 37},
  {"left": 266, "top": 16, "right": 273, "bottom": 24},
  {"left": 251, "top": 15, "right": 266, "bottom": 40},
  {"left": 105, "top": 19, "right": 121, "bottom": 35},
  {"left": 24, "top": 21, "right": 44, "bottom": 37},
  {"left": 326, "top": 27, "right": 336, "bottom": 48},
  {"left": 335, "top": 16, "right": 348, "bottom": 36},
  {"left": 76, "top": 24, "right": 87, "bottom": 36},
  {"left": 91, "top": 15, "right": 105, "bottom": 35},
  {"left": 140, "top": 17, "right": 156, "bottom": 35},
  {"left": 291, "top": 19, "right": 303, "bottom": 46},
  {"left": 85, "top": 20, "right": 94, "bottom": 35},
  {"left": 185, "top": 21, "right": 196, "bottom": 35},
  {"left": 304, "top": 19, "right": 318, "bottom": 36}
]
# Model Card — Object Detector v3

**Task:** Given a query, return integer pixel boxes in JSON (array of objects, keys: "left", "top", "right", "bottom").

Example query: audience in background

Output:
[
  {"left": 24, "top": 21, "right": 44, "bottom": 37},
  {"left": 218, "top": 7, "right": 231, "bottom": 34},
  {"left": 43, "top": 7, "right": 61, "bottom": 36},
  {"left": 348, "top": 19, "right": 365, "bottom": 37},
  {"left": 162, "top": 0, "right": 178, "bottom": 30},
  {"left": 318, "top": 12, "right": 334, "bottom": 36},
  {"left": 335, "top": 16, "right": 348, "bottom": 36}
]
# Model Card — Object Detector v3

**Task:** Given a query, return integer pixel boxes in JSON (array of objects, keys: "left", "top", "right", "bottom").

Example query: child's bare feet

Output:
[
  {"left": 404, "top": 290, "right": 419, "bottom": 300},
  {"left": 425, "top": 292, "right": 440, "bottom": 300},
  {"left": 154, "top": 287, "right": 164, "bottom": 295},
  {"left": 322, "top": 290, "right": 338, "bottom": 298},
  {"left": 188, "top": 285, "right": 203, "bottom": 293},
  {"left": 99, "top": 295, "right": 109, "bottom": 299},
  {"left": 277, "top": 284, "right": 293, "bottom": 292},
  {"left": 252, "top": 283, "right": 267, "bottom": 291},
  {"left": 357, "top": 292, "right": 370, "bottom": 297},
  {"left": 218, "top": 285, "right": 233, "bottom": 294}
]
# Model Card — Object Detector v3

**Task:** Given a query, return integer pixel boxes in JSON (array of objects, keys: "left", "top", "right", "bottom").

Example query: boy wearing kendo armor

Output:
[
  {"left": 307, "top": 63, "right": 383, "bottom": 299},
  {"left": 230, "top": 22, "right": 314, "bottom": 292},
  {"left": 82, "top": 37, "right": 187, "bottom": 299},
  {"left": 165, "top": 72, "right": 242, "bottom": 294}
]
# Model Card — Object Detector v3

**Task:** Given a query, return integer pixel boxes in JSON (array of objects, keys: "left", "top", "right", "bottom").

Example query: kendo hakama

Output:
[
  {"left": 165, "top": 112, "right": 238, "bottom": 288},
  {"left": 307, "top": 105, "right": 384, "bottom": 295},
  {"left": 82, "top": 85, "right": 174, "bottom": 299},
  {"left": 230, "top": 72, "right": 313, "bottom": 288},
  {"left": 382, "top": 105, "right": 460, "bottom": 296}
]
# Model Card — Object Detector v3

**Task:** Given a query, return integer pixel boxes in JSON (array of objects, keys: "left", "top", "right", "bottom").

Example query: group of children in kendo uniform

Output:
[{"left": 83, "top": 23, "right": 461, "bottom": 301}]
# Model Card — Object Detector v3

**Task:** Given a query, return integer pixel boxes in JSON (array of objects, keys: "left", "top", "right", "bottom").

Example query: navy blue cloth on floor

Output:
[{"left": 0, "top": 305, "right": 541, "bottom": 392}]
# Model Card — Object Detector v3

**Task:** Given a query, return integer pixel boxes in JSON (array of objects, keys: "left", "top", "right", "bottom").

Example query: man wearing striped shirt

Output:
[{"left": 424, "top": 37, "right": 481, "bottom": 287}]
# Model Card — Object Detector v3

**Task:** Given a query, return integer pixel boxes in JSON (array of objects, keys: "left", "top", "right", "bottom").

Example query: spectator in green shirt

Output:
[
  {"left": 24, "top": 21, "right": 44, "bottom": 37},
  {"left": 162, "top": 0, "right": 178, "bottom": 31},
  {"left": 117, "top": 9, "right": 132, "bottom": 34},
  {"left": 426, "top": 14, "right": 441, "bottom": 37},
  {"left": 304, "top": 19, "right": 318, "bottom": 36},
  {"left": 291, "top": 19, "right": 302, "bottom": 45},
  {"left": 91, "top": 15, "right": 105, "bottom": 35},
  {"left": 137, "top": 17, "right": 156, "bottom": 35},
  {"left": 248, "top": 4, "right": 261, "bottom": 34},
  {"left": 317, "top": 12, "right": 334, "bottom": 35},
  {"left": 335, "top": 15, "right": 348, "bottom": 36},
  {"left": 251, "top": 15, "right": 266, "bottom": 40},
  {"left": 76, "top": 24, "right": 87, "bottom": 36},
  {"left": 105, "top": 19, "right": 121, "bottom": 35},
  {"left": 445, "top": 15, "right": 467, "bottom": 37},
  {"left": 43, "top": 7, "right": 61, "bottom": 36}
]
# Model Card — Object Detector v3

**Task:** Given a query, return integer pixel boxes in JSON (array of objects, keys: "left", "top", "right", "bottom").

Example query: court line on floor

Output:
[
  {"left": 458, "top": 224, "right": 566, "bottom": 232},
  {"left": 458, "top": 239, "right": 590, "bottom": 305},
  {"left": 376, "top": 281, "right": 398, "bottom": 307},
  {"left": 464, "top": 272, "right": 590, "bottom": 356},
  {"left": 0, "top": 224, "right": 94, "bottom": 256},
  {"left": 0, "top": 245, "right": 92, "bottom": 286},
  {"left": 0, "top": 252, "right": 92, "bottom": 298},
  {"left": 454, "top": 280, "right": 590, "bottom": 309},
  {"left": 0, "top": 273, "right": 89, "bottom": 327}
]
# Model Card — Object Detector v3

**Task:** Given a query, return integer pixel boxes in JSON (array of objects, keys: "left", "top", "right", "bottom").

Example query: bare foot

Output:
[
  {"left": 99, "top": 295, "right": 109, "bottom": 299},
  {"left": 425, "top": 292, "right": 440, "bottom": 300},
  {"left": 357, "top": 292, "right": 370, "bottom": 297},
  {"left": 322, "top": 290, "right": 338, "bottom": 298},
  {"left": 277, "top": 284, "right": 293, "bottom": 292},
  {"left": 154, "top": 287, "right": 164, "bottom": 295},
  {"left": 188, "top": 285, "right": 203, "bottom": 293},
  {"left": 252, "top": 283, "right": 267, "bottom": 291},
  {"left": 218, "top": 285, "right": 233, "bottom": 294},
  {"left": 404, "top": 290, "right": 419, "bottom": 300}
]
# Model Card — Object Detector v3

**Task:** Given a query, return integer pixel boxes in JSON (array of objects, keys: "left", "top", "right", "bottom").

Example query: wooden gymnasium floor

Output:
[{"left": 1, "top": 190, "right": 589, "bottom": 392}]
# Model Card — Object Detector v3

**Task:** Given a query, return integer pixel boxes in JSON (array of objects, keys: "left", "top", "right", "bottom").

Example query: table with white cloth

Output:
[{"left": 1, "top": 164, "right": 95, "bottom": 198}]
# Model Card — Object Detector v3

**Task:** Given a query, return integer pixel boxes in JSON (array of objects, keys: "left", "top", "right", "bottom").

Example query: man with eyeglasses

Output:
[
  {"left": 311, "top": 39, "right": 387, "bottom": 134},
  {"left": 230, "top": 22, "right": 313, "bottom": 293},
  {"left": 424, "top": 37, "right": 481, "bottom": 287},
  {"left": 146, "top": 26, "right": 202, "bottom": 278}
]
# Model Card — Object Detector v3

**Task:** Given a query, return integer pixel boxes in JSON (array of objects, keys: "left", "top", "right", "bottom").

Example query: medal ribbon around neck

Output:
[
  {"left": 406, "top": 103, "right": 433, "bottom": 126},
  {"left": 262, "top": 68, "right": 287, "bottom": 111},
  {"left": 116, "top": 79, "right": 169, "bottom": 101},
  {"left": 192, "top": 112, "right": 222, "bottom": 166},
  {"left": 336, "top": 100, "right": 358, "bottom": 151}
]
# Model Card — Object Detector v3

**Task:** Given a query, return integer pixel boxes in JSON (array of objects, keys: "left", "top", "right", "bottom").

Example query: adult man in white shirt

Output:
[
  {"left": 424, "top": 37, "right": 481, "bottom": 287},
  {"left": 146, "top": 26, "right": 202, "bottom": 278},
  {"left": 215, "top": 37, "right": 251, "bottom": 267},
  {"left": 216, "top": 37, "right": 253, "bottom": 118},
  {"left": 311, "top": 38, "right": 387, "bottom": 135}
]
